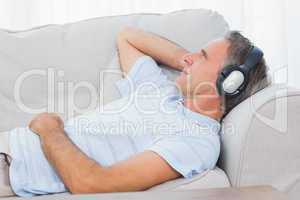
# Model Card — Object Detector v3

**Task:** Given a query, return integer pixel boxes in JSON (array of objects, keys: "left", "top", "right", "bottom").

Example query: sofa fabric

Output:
[
  {"left": 219, "top": 84, "right": 300, "bottom": 200},
  {"left": 0, "top": 9, "right": 230, "bottom": 195},
  {"left": 149, "top": 167, "right": 230, "bottom": 191}
]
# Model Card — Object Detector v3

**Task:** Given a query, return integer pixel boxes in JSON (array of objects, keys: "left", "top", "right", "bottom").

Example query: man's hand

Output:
[{"left": 29, "top": 112, "right": 64, "bottom": 139}]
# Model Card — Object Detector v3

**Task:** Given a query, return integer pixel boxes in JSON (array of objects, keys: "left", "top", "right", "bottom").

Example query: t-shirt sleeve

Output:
[
  {"left": 146, "top": 134, "right": 220, "bottom": 178},
  {"left": 115, "top": 56, "right": 169, "bottom": 97}
]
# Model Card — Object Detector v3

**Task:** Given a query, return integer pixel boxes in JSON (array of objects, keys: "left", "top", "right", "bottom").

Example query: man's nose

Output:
[{"left": 183, "top": 54, "right": 194, "bottom": 66}]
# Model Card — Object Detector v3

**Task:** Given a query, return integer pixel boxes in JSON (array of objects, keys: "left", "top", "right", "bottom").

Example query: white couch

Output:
[{"left": 0, "top": 9, "right": 299, "bottom": 199}]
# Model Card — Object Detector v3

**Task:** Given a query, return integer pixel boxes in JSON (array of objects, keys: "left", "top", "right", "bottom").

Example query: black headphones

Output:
[{"left": 216, "top": 46, "right": 264, "bottom": 96}]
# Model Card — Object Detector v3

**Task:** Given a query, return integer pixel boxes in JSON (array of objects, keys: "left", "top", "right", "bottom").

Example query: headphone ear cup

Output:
[
  {"left": 217, "top": 46, "right": 263, "bottom": 97},
  {"left": 216, "top": 65, "right": 239, "bottom": 95}
]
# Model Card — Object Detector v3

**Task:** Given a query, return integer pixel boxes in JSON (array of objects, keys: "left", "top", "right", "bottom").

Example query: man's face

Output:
[{"left": 176, "top": 39, "right": 230, "bottom": 97}]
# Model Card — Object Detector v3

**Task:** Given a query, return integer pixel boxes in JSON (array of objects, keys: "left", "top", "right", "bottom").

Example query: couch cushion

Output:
[{"left": 149, "top": 167, "right": 230, "bottom": 191}]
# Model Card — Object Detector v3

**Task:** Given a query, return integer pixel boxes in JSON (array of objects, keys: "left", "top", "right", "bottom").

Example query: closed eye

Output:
[{"left": 201, "top": 49, "right": 208, "bottom": 60}]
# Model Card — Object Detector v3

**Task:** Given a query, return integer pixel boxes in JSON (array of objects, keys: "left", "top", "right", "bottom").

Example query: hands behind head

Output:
[{"left": 29, "top": 112, "right": 64, "bottom": 139}]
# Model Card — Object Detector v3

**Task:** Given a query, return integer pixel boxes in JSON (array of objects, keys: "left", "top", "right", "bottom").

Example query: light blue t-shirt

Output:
[{"left": 9, "top": 56, "right": 221, "bottom": 197}]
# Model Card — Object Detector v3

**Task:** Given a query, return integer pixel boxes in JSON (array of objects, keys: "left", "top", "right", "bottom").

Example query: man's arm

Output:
[
  {"left": 117, "top": 26, "right": 189, "bottom": 74},
  {"left": 29, "top": 113, "right": 180, "bottom": 194}
]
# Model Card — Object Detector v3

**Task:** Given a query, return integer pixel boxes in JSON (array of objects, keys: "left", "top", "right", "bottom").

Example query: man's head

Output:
[
  {"left": 176, "top": 31, "right": 270, "bottom": 120},
  {"left": 176, "top": 38, "right": 229, "bottom": 95}
]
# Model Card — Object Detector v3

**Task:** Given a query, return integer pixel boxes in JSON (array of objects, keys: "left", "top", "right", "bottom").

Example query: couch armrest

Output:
[{"left": 218, "top": 84, "right": 300, "bottom": 196}]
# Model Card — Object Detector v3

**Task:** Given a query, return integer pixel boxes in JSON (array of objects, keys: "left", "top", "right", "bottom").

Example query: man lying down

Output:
[{"left": 0, "top": 27, "right": 269, "bottom": 197}]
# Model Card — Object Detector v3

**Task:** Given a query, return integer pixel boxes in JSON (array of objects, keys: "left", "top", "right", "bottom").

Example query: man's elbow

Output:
[
  {"left": 67, "top": 171, "right": 117, "bottom": 194},
  {"left": 117, "top": 26, "right": 129, "bottom": 40},
  {"left": 68, "top": 180, "right": 107, "bottom": 194},
  {"left": 117, "top": 26, "right": 138, "bottom": 41},
  {"left": 68, "top": 179, "right": 92, "bottom": 194}
]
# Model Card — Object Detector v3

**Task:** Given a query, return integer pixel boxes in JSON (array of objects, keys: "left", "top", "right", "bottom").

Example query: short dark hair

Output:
[{"left": 220, "top": 31, "right": 270, "bottom": 119}]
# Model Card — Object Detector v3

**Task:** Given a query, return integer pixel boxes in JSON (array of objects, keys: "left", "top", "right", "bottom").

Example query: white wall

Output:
[
  {"left": 286, "top": 0, "right": 300, "bottom": 88},
  {"left": 0, "top": 0, "right": 246, "bottom": 31}
]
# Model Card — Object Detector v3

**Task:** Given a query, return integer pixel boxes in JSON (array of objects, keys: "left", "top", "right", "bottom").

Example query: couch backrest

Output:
[
  {"left": 0, "top": 9, "right": 229, "bottom": 131},
  {"left": 218, "top": 83, "right": 300, "bottom": 188}
]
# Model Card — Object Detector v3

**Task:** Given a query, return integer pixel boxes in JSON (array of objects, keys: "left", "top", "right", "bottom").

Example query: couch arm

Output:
[{"left": 218, "top": 84, "right": 300, "bottom": 198}]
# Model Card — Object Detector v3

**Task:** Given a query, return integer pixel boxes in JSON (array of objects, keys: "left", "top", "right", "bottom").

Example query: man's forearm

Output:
[
  {"left": 119, "top": 27, "right": 189, "bottom": 70},
  {"left": 31, "top": 113, "right": 180, "bottom": 194},
  {"left": 40, "top": 131, "right": 102, "bottom": 193}
]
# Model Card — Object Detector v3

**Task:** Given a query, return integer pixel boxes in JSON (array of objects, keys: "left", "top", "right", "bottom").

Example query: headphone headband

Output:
[{"left": 241, "top": 46, "right": 264, "bottom": 73}]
